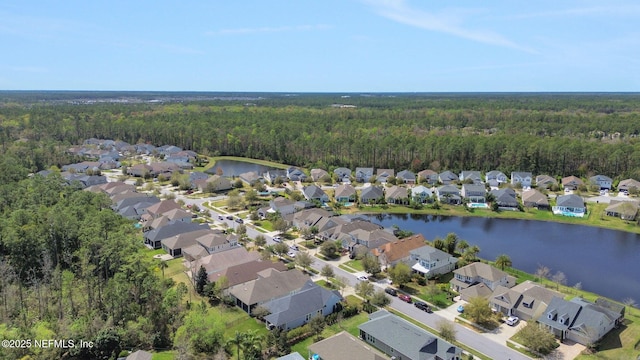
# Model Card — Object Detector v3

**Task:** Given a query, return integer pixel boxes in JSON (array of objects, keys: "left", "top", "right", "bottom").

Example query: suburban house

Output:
[
  {"left": 538, "top": 297, "right": 622, "bottom": 345},
  {"left": 127, "top": 163, "right": 154, "bottom": 178},
  {"left": 485, "top": 170, "right": 508, "bottom": 185},
  {"left": 411, "top": 185, "right": 433, "bottom": 203},
  {"left": 161, "top": 228, "right": 213, "bottom": 257},
  {"left": 553, "top": 194, "right": 586, "bottom": 217},
  {"left": 618, "top": 178, "right": 640, "bottom": 193},
  {"left": 62, "top": 173, "right": 108, "bottom": 188},
  {"left": 194, "top": 174, "right": 233, "bottom": 192},
  {"left": 595, "top": 298, "right": 626, "bottom": 326},
  {"left": 360, "top": 186, "right": 384, "bottom": 204},
  {"left": 113, "top": 195, "right": 161, "bottom": 220},
  {"left": 275, "top": 353, "right": 305, "bottom": 360},
  {"left": 263, "top": 281, "right": 343, "bottom": 331},
  {"left": 461, "top": 183, "right": 486, "bottom": 203},
  {"left": 459, "top": 170, "right": 483, "bottom": 184},
  {"left": 417, "top": 169, "right": 439, "bottom": 185},
  {"left": 291, "top": 208, "right": 334, "bottom": 230},
  {"left": 228, "top": 268, "right": 310, "bottom": 314},
  {"left": 450, "top": 262, "right": 515, "bottom": 300},
  {"left": 239, "top": 171, "right": 263, "bottom": 186},
  {"left": 436, "top": 185, "right": 461, "bottom": 205},
  {"left": 589, "top": 174, "right": 613, "bottom": 190},
  {"left": 340, "top": 227, "right": 398, "bottom": 252},
  {"left": 333, "top": 167, "right": 352, "bottom": 183},
  {"left": 195, "top": 247, "right": 261, "bottom": 279},
  {"left": 262, "top": 170, "right": 287, "bottom": 184},
  {"left": 144, "top": 221, "right": 208, "bottom": 249},
  {"left": 438, "top": 170, "right": 459, "bottom": 185},
  {"left": 334, "top": 184, "right": 357, "bottom": 203},
  {"left": 188, "top": 171, "right": 209, "bottom": 185},
  {"left": 396, "top": 170, "right": 416, "bottom": 184},
  {"left": 536, "top": 174, "right": 558, "bottom": 189},
  {"left": 490, "top": 280, "right": 562, "bottom": 320},
  {"left": 376, "top": 169, "right": 395, "bottom": 184},
  {"left": 142, "top": 208, "right": 193, "bottom": 232},
  {"left": 307, "top": 331, "right": 388, "bottom": 360},
  {"left": 287, "top": 167, "right": 307, "bottom": 182},
  {"left": 210, "top": 260, "right": 288, "bottom": 288},
  {"left": 258, "top": 197, "right": 314, "bottom": 218},
  {"left": 310, "top": 168, "right": 329, "bottom": 182},
  {"left": 385, "top": 185, "right": 409, "bottom": 204},
  {"left": 144, "top": 200, "right": 183, "bottom": 220},
  {"left": 511, "top": 171, "right": 533, "bottom": 188},
  {"left": 359, "top": 310, "right": 462, "bottom": 360},
  {"left": 408, "top": 245, "right": 458, "bottom": 279},
  {"left": 302, "top": 185, "right": 329, "bottom": 203},
  {"left": 490, "top": 188, "right": 519, "bottom": 210},
  {"left": 194, "top": 231, "right": 238, "bottom": 254},
  {"left": 604, "top": 200, "right": 639, "bottom": 221},
  {"left": 355, "top": 167, "right": 374, "bottom": 183},
  {"left": 370, "top": 233, "right": 427, "bottom": 268},
  {"left": 562, "top": 175, "right": 583, "bottom": 190},
  {"left": 522, "top": 189, "right": 550, "bottom": 209}
]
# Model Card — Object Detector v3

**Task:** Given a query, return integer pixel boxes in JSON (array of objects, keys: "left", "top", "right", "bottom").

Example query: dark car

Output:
[
  {"left": 235, "top": 218, "right": 244, "bottom": 224},
  {"left": 398, "top": 294, "right": 412, "bottom": 303},
  {"left": 218, "top": 215, "right": 224, "bottom": 221},
  {"left": 385, "top": 287, "right": 397, "bottom": 296},
  {"left": 414, "top": 301, "right": 432, "bottom": 313},
  {"left": 226, "top": 215, "right": 233, "bottom": 220}
]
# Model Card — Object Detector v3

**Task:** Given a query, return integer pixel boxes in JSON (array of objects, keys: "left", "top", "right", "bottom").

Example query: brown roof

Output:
[
  {"left": 145, "top": 200, "right": 182, "bottom": 217},
  {"left": 561, "top": 175, "right": 583, "bottom": 186},
  {"left": 372, "top": 233, "right": 427, "bottom": 263},
  {"left": 228, "top": 268, "right": 310, "bottom": 305},
  {"left": 522, "top": 189, "right": 549, "bottom": 206},
  {"left": 210, "top": 259, "right": 288, "bottom": 286},
  {"left": 198, "top": 247, "right": 261, "bottom": 275}
]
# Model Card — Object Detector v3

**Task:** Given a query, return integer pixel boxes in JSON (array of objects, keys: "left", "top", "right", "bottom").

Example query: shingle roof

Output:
[
  {"left": 372, "top": 234, "right": 426, "bottom": 263},
  {"left": 556, "top": 194, "right": 585, "bottom": 208},
  {"left": 228, "top": 269, "right": 310, "bottom": 305},
  {"left": 307, "top": 331, "right": 387, "bottom": 360},
  {"left": 454, "top": 262, "right": 508, "bottom": 282},
  {"left": 263, "top": 282, "right": 343, "bottom": 327}
]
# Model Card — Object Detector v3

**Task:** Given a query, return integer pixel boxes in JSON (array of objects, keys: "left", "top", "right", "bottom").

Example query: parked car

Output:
[
  {"left": 287, "top": 251, "right": 296, "bottom": 258},
  {"left": 505, "top": 316, "right": 519, "bottom": 326},
  {"left": 356, "top": 275, "right": 368, "bottom": 281},
  {"left": 384, "top": 287, "right": 397, "bottom": 296},
  {"left": 218, "top": 215, "right": 224, "bottom": 221},
  {"left": 398, "top": 294, "right": 412, "bottom": 303},
  {"left": 414, "top": 301, "right": 432, "bottom": 313},
  {"left": 457, "top": 305, "right": 465, "bottom": 313},
  {"left": 289, "top": 245, "right": 299, "bottom": 251},
  {"left": 235, "top": 218, "right": 244, "bottom": 224},
  {"left": 226, "top": 215, "right": 233, "bottom": 220},
  {"left": 273, "top": 236, "right": 282, "bottom": 243}
]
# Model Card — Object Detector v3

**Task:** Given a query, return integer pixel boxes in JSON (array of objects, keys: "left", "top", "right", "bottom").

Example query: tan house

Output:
[
  {"left": 562, "top": 175, "right": 583, "bottom": 190},
  {"left": 371, "top": 233, "right": 427, "bottom": 268},
  {"left": 604, "top": 200, "right": 639, "bottom": 220},
  {"left": 522, "top": 189, "right": 550, "bottom": 209},
  {"left": 451, "top": 262, "right": 516, "bottom": 300}
]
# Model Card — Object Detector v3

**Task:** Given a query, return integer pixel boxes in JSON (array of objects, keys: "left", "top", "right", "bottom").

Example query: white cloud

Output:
[
  {"left": 362, "top": 0, "right": 536, "bottom": 54},
  {"left": 206, "top": 24, "right": 332, "bottom": 36}
]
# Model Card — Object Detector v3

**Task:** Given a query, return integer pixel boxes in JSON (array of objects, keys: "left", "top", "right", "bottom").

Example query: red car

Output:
[{"left": 398, "top": 294, "right": 412, "bottom": 303}]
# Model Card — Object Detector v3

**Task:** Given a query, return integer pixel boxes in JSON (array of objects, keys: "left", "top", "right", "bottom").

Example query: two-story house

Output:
[
  {"left": 409, "top": 245, "right": 458, "bottom": 279},
  {"left": 333, "top": 167, "right": 352, "bottom": 183},
  {"left": 589, "top": 174, "right": 613, "bottom": 190},
  {"left": 411, "top": 185, "right": 433, "bottom": 204},
  {"left": 436, "top": 185, "right": 461, "bottom": 205},
  {"left": 355, "top": 167, "right": 374, "bottom": 183},
  {"left": 461, "top": 183, "right": 486, "bottom": 203},
  {"left": 511, "top": 171, "right": 533, "bottom": 188},
  {"left": 459, "top": 170, "right": 483, "bottom": 184},
  {"left": 450, "top": 262, "right": 515, "bottom": 301}
]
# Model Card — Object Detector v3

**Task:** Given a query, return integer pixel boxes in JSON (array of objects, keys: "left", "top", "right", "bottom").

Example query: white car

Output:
[
  {"left": 287, "top": 251, "right": 296, "bottom": 258},
  {"left": 356, "top": 275, "right": 368, "bottom": 281},
  {"left": 273, "top": 236, "right": 282, "bottom": 243},
  {"left": 506, "top": 316, "right": 519, "bottom": 326}
]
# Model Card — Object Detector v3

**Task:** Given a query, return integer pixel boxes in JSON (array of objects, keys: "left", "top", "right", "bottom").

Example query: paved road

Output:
[{"left": 308, "top": 254, "right": 532, "bottom": 360}]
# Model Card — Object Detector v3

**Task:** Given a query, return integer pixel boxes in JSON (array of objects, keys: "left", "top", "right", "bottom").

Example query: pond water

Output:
[
  {"left": 365, "top": 214, "right": 640, "bottom": 302},
  {"left": 206, "top": 159, "right": 280, "bottom": 177}
]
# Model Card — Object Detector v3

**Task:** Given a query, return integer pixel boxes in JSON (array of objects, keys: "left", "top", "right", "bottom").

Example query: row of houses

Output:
[{"left": 450, "top": 261, "right": 624, "bottom": 346}]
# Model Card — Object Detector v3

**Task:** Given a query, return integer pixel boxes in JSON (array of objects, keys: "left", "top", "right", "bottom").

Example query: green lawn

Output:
[
  {"left": 338, "top": 264, "right": 356, "bottom": 273},
  {"left": 152, "top": 351, "right": 177, "bottom": 360},
  {"left": 289, "top": 312, "right": 370, "bottom": 356},
  {"left": 343, "top": 259, "right": 364, "bottom": 271}
]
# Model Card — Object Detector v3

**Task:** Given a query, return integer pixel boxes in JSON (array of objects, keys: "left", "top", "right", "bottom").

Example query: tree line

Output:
[{"left": 1, "top": 93, "right": 640, "bottom": 179}]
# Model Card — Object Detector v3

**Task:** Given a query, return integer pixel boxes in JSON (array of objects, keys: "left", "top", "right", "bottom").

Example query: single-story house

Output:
[
  {"left": 287, "top": 167, "right": 307, "bottom": 182},
  {"left": 417, "top": 169, "right": 439, "bottom": 185},
  {"left": 618, "top": 178, "right": 640, "bottom": 193},
  {"left": 376, "top": 169, "right": 395, "bottom": 183},
  {"left": 360, "top": 186, "right": 384, "bottom": 204},
  {"left": 536, "top": 174, "right": 558, "bottom": 189},
  {"left": 371, "top": 233, "right": 427, "bottom": 268},
  {"left": 358, "top": 310, "right": 462, "bottom": 360},
  {"left": 438, "top": 170, "right": 459, "bottom": 185},
  {"left": 553, "top": 194, "right": 586, "bottom": 217},
  {"left": 461, "top": 183, "right": 486, "bottom": 203},
  {"left": 396, "top": 170, "right": 416, "bottom": 184},
  {"left": 302, "top": 185, "right": 329, "bottom": 203},
  {"left": 385, "top": 185, "right": 409, "bottom": 204},
  {"left": 307, "top": 331, "right": 387, "bottom": 360},
  {"left": 604, "top": 200, "right": 639, "bottom": 221},
  {"left": 310, "top": 168, "right": 329, "bottom": 182},
  {"left": 263, "top": 282, "right": 343, "bottom": 331},
  {"left": 522, "top": 189, "right": 550, "bottom": 209},
  {"left": 562, "top": 175, "right": 583, "bottom": 190},
  {"left": 459, "top": 170, "right": 483, "bottom": 184},
  {"left": 490, "top": 188, "right": 519, "bottom": 209},
  {"left": 334, "top": 184, "right": 357, "bottom": 203},
  {"left": 333, "top": 167, "right": 352, "bottom": 183},
  {"left": 485, "top": 170, "right": 508, "bottom": 184}
]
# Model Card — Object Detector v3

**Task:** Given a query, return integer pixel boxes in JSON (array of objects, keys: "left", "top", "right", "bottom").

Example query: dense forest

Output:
[{"left": 1, "top": 92, "right": 640, "bottom": 178}]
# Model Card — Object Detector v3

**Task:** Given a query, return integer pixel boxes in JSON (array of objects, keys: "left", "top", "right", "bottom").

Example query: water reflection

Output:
[{"left": 365, "top": 214, "right": 640, "bottom": 302}]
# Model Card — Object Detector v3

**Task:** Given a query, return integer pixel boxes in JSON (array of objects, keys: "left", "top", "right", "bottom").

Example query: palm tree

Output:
[
  {"left": 456, "top": 239, "right": 469, "bottom": 255},
  {"left": 158, "top": 260, "right": 168, "bottom": 278},
  {"left": 495, "top": 254, "right": 512, "bottom": 271}
]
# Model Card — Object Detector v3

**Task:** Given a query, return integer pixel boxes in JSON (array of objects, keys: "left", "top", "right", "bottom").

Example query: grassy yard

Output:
[
  {"left": 343, "top": 259, "right": 364, "bottom": 271},
  {"left": 338, "top": 264, "right": 356, "bottom": 273},
  {"left": 151, "top": 351, "right": 177, "bottom": 360}
]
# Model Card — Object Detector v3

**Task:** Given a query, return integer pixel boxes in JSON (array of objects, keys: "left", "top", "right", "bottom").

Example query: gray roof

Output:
[
  {"left": 355, "top": 167, "right": 374, "bottom": 180},
  {"left": 396, "top": 170, "right": 416, "bottom": 181},
  {"left": 144, "top": 221, "right": 208, "bottom": 243},
  {"left": 303, "top": 185, "right": 327, "bottom": 200},
  {"left": 538, "top": 296, "right": 582, "bottom": 331},
  {"left": 275, "top": 353, "right": 305, "bottom": 360},
  {"left": 556, "top": 194, "right": 585, "bottom": 208},
  {"left": 358, "top": 310, "right": 461, "bottom": 360},
  {"left": 334, "top": 184, "right": 356, "bottom": 198},
  {"left": 228, "top": 269, "right": 310, "bottom": 305},
  {"left": 490, "top": 188, "right": 518, "bottom": 207},
  {"left": 410, "top": 245, "right": 453, "bottom": 263},
  {"left": 307, "top": 331, "right": 387, "bottom": 360},
  {"left": 462, "top": 183, "right": 485, "bottom": 195},
  {"left": 126, "top": 350, "right": 152, "bottom": 360},
  {"left": 385, "top": 185, "right": 408, "bottom": 200},
  {"left": 454, "top": 262, "right": 508, "bottom": 282},
  {"left": 263, "top": 282, "right": 343, "bottom": 327},
  {"left": 360, "top": 186, "right": 384, "bottom": 200},
  {"left": 439, "top": 170, "right": 458, "bottom": 181},
  {"left": 589, "top": 174, "right": 613, "bottom": 183}
]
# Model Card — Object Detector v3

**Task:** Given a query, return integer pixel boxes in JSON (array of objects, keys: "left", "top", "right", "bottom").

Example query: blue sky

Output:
[{"left": 1, "top": 0, "right": 639, "bottom": 92}]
